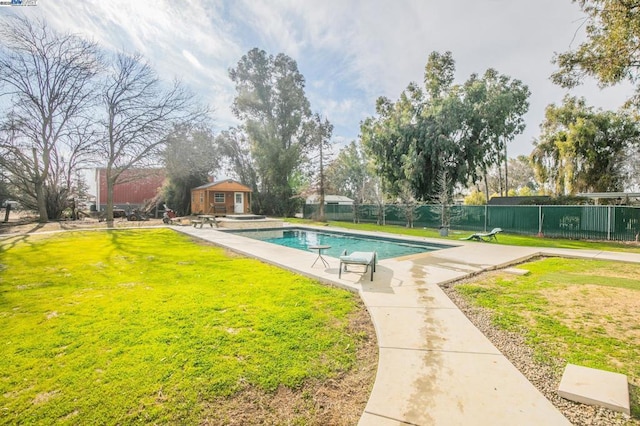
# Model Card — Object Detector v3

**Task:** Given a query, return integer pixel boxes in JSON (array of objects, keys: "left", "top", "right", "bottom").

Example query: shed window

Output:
[
  {"left": 199, "top": 193, "right": 204, "bottom": 203},
  {"left": 214, "top": 193, "right": 225, "bottom": 203}
]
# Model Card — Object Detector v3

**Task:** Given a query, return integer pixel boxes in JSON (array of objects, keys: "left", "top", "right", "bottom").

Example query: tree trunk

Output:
[
  {"left": 106, "top": 173, "right": 115, "bottom": 228},
  {"left": 318, "top": 141, "right": 325, "bottom": 221},
  {"left": 353, "top": 202, "right": 359, "bottom": 224},
  {"left": 34, "top": 181, "right": 48, "bottom": 223},
  {"left": 33, "top": 148, "right": 48, "bottom": 223},
  {"left": 3, "top": 204, "right": 11, "bottom": 223},
  {"left": 504, "top": 144, "right": 509, "bottom": 196},
  {"left": 483, "top": 171, "right": 490, "bottom": 203},
  {"left": 318, "top": 140, "right": 325, "bottom": 222}
]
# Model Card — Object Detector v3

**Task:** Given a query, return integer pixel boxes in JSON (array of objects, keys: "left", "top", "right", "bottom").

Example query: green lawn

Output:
[
  {"left": 454, "top": 257, "right": 640, "bottom": 418},
  {"left": 0, "top": 229, "right": 363, "bottom": 424}
]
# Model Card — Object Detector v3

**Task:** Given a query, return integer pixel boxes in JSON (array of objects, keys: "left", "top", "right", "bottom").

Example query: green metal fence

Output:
[{"left": 303, "top": 204, "right": 640, "bottom": 241}]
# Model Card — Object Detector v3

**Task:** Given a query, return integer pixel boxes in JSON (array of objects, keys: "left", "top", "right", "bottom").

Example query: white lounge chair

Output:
[
  {"left": 339, "top": 250, "right": 377, "bottom": 281},
  {"left": 462, "top": 227, "right": 503, "bottom": 242}
]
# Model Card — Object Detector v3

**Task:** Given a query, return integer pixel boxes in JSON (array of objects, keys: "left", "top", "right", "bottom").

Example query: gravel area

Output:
[{"left": 440, "top": 279, "right": 637, "bottom": 426}]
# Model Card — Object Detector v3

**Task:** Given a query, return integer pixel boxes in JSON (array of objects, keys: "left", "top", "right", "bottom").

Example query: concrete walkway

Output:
[{"left": 174, "top": 225, "right": 640, "bottom": 426}]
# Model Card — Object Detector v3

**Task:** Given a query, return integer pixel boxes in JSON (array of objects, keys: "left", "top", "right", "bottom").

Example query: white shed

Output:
[{"left": 305, "top": 194, "right": 354, "bottom": 205}]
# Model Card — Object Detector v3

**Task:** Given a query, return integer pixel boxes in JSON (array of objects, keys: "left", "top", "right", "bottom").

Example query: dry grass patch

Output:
[
  {"left": 449, "top": 257, "right": 640, "bottom": 421},
  {"left": 540, "top": 285, "right": 640, "bottom": 346}
]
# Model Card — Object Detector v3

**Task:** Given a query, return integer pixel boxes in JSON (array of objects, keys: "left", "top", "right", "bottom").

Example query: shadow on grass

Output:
[
  {"left": 0, "top": 221, "right": 46, "bottom": 235},
  {"left": 25, "top": 223, "right": 47, "bottom": 233},
  {"left": 0, "top": 224, "right": 46, "bottom": 260}
]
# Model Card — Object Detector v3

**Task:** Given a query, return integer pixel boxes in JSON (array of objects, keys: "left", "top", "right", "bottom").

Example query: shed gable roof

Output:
[
  {"left": 192, "top": 179, "right": 252, "bottom": 192},
  {"left": 305, "top": 194, "right": 354, "bottom": 204}
]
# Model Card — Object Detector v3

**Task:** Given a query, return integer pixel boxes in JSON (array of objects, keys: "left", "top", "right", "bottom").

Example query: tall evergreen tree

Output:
[
  {"left": 228, "top": 48, "right": 318, "bottom": 216},
  {"left": 361, "top": 51, "right": 529, "bottom": 201}
]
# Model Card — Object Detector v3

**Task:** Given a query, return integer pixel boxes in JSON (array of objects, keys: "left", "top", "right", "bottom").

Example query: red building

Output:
[{"left": 95, "top": 168, "right": 165, "bottom": 211}]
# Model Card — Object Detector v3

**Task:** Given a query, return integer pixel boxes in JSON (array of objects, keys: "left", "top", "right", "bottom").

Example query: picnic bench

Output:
[
  {"left": 192, "top": 214, "right": 218, "bottom": 228},
  {"left": 209, "top": 204, "right": 227, "bottom": 216}
]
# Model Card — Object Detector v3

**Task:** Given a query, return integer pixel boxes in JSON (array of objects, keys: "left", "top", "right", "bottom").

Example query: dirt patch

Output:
[
  {"left": 0, "top": 216, "right": 167, "bottom": 235},
  {"left": 200, "top": 305, "right": 378, "bottom": 425},
  {"left": 33, "top": 390, "right": 59, "bottom": 405},
  {"left": 540, "top": 284, "right": 640, "bottom": 345}
]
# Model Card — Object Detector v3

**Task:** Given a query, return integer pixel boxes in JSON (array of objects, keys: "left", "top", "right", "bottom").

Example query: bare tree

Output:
[
  {"left": 432, "top": 170, "right": 454, "bottom": 235},
  {"left": 217, "top": 128, "right": 259, "bottom": 189},
  {"left": 0, "top": 118, "right": 37, "bottom": 206},
  {"left": 306, "top": 114, "right": 333, "bottom": 221},
  {"left": 397, "top": 180, "right": 416, "bottom": 228},
  {"left": 0, "top": 16, "right": 102, "bottom": 221},
  {"left": 99, "top": 52, "right": 204, "bottom": 224}
]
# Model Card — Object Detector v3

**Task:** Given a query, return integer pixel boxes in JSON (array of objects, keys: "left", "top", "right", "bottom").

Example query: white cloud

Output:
[
  {"left": 182, "top": 50, "right": 205, "bottom": 71},
  {"left": 233, "top": 0, "right": 306, "bottom": 58},
  {"left": 19, "top": 0, "right": 245, "bottom": 128},
  {"left": 10, "top": 0, "right": 633, "bottom": 157}
]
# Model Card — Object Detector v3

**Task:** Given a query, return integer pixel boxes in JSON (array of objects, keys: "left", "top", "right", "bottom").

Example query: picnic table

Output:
[{"left": 192, "top": 214, "right": 218, "bottom": 228}]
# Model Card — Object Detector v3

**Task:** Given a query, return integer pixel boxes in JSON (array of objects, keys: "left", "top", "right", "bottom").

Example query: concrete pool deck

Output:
[{"left": 175, "top": 224, "right": 640, "bottom": 425}]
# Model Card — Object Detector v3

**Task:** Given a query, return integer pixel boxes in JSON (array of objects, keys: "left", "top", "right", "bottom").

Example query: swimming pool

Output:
[{"left": 225, "top": 227, "right": 451, "bottom": 259}]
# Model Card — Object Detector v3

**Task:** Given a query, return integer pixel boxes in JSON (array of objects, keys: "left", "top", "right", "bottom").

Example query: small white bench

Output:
[{"left": 339, "top": 250, "right": 377, "bottom": 281}]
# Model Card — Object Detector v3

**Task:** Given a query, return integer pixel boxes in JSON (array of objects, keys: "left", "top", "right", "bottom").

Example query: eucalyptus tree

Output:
[
  {"left": 474, "top": 69, "right": 530, "bottom": 195},
  {"left": 361, "top": 81, "right": 428, "bottom": 199},
  {"left": 361, "top": 51, "right": 529, "bottom": 202},
  {"left": 505, "top": 156, "right": 538, "bottom": 194},
  {"left": 99, "top": 52, "right": 202, "bottom": 224},
  {"left": 480, "top": 156, "right": 538, "bottom": 198},
  {"left": 326, "top": 140, "right": 377, "bottom": 223},
  {"left": 531, "top": 96, "right": 640, "bottom": 194},
  {"left": 228, "top": 48, "right": 320, "bottom": 216},
  {"left": 552, "top": 0, "right": 640, "bottom": 104},
  {"left": 326, "top": 141, "right": 373, "bottom": 202},
  {"left": 622, "top": 149, "right": 640, "bottom": 192},
  {"left": 424, "top": 50, "right": 455, "bottom": 100},
  {"left": 0, "top": 16, "right": 101, "bottom": 221}
]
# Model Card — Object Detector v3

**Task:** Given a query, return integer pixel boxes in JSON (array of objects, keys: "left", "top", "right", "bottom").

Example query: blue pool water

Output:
[{"left": 226, "top": 227, "right": 451, "bottom": 260}]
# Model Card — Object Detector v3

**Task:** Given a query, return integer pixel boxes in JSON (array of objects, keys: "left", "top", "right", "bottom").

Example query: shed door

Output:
[{"left": 234, "top": 192, "right": 244, "bottom": 213}]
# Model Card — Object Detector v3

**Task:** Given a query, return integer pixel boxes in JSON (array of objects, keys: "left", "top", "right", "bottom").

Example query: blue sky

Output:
[{"left": 6, "top": 0, "right": 633, "bottom": 157}]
